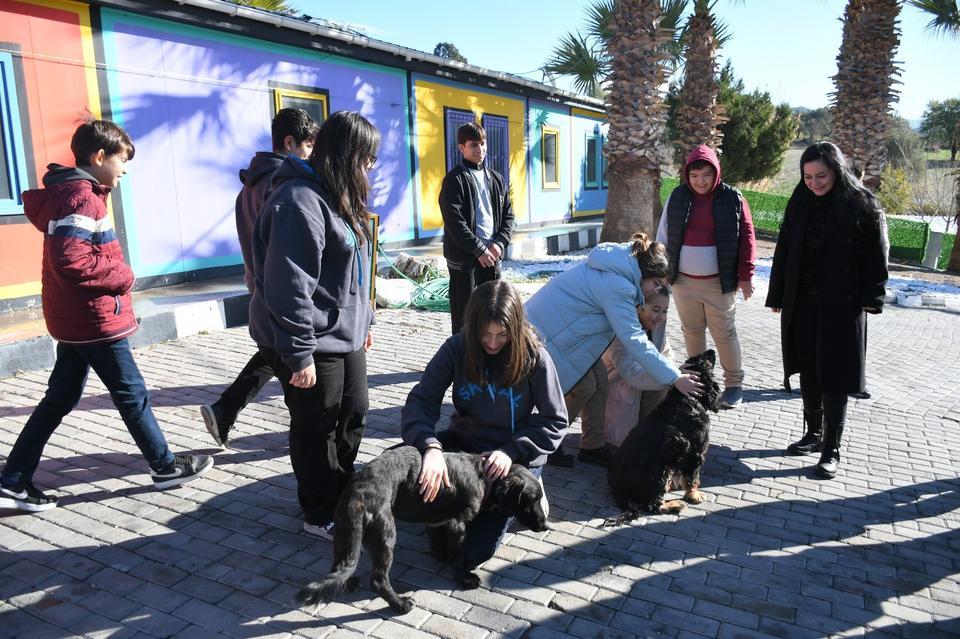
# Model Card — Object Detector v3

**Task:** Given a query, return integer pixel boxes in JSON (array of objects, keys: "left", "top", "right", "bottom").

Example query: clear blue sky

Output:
[{"left": 294, "top": 0, "right": 959, "bottom": 122}]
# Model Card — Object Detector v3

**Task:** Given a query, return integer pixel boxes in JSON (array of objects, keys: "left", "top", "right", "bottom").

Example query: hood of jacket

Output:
[
  {"left": 585, "top": 242, "right": 643, "bottom": 290},
  {"left": 683, "top": 144, "right": 722, "bottom": 192},
  {"left": 270, "top": 154, "right": 322, "bottom": 191},
  {"left": 239, "top": 151, "right": 285, "bottom": 189},
  {"left": 22, "top": 164, "right": 107, "bottom": 233}
]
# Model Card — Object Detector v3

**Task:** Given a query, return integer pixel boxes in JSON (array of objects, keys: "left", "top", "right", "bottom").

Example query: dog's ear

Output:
[{"left": 488, "top": 473, "right": 520, "bottom": 512}]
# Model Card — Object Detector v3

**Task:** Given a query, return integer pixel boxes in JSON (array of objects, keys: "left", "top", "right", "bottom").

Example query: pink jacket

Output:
[{"left": 601, "top": 322, "right": 673, "bottom": 447}]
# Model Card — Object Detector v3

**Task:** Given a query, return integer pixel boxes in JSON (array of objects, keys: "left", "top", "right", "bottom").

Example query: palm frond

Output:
[
  {"left": 585, "top": 0, "right": 617, "bottom": 43},
  {"left": 229, "top": 0, "right": 297, "bottom": 16},
  {"left": 906, "top": 0, "right": 960, "bottom": 36},
  {"left": 542, "top": 32, "right": 608, "bottom": 98}
]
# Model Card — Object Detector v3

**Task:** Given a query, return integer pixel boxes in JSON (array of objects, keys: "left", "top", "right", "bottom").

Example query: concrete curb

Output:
[{"left": 0, "top": 293, "right": 251, "bottom": 379}]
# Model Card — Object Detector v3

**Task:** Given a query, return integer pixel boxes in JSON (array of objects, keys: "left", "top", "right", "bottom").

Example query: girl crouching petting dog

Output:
[
  {"left": 602, "top": 285, "right": 674, "bottom": 449},
  {"left": 401, "top": 280, "right": 568, "bottom": 569}
]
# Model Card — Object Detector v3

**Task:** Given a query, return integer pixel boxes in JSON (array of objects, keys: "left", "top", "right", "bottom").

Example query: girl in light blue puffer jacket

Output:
[{"left": 525, "top": 233, "right": 702, "bottom": 467}]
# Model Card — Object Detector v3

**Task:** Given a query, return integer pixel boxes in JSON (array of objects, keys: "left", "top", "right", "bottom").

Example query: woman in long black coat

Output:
[{"left": 765, "top": 142, "right": 888, "bottom": 479}]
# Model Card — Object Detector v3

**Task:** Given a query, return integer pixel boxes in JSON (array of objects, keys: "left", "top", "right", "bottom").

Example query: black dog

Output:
[
  {"left": 297, "top": 446, "right": 548, "bottom": 613},
  {"left": 606, "top": 350, "right": 722, "bottom": 523}
]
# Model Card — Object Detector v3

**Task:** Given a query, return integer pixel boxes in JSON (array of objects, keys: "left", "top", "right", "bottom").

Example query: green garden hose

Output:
[{"left": 376, "top": 245, "right": 450, "bottom": 312}]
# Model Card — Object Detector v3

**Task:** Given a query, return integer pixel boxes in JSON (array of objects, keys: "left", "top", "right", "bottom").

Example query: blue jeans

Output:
[{"left": 0, "top": 339, "right": 174, "bottom": 487}]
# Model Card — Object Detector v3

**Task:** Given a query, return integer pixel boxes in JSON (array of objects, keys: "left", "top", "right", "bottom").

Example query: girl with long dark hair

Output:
[
  {"left": 402, "top": 280, "right": 567, "bottom": 567},
  {"left": 766, "top": 142, "right": 888, "bottom": 479},
  {"left": 248, "top": 111, "right": 379, "bottom": 538}
]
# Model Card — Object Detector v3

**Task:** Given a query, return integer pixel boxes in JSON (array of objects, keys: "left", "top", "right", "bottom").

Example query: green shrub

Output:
[
  {"left": 939, "top": 232, "right": 956, "bottom": 270},
  {"left": 877, "top": 166, "right": 913, "bottom": 215},
  {"left": 886, "top": 216, "right": 929, "bottom": 262}
]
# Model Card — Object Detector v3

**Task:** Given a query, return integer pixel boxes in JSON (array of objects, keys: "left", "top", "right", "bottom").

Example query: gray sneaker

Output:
[{"left": 721, "top": 387, "right": 743, "bottom": 408}]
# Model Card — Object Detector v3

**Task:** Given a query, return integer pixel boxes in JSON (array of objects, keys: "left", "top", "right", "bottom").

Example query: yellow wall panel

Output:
[{"left": 414, "top": 79, "right": 527, "bottom": 231}]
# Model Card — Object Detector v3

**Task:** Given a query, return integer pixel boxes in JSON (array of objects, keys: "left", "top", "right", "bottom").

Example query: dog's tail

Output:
[{"left": 296, "top": 499, "right": 366, "bottom": 607}]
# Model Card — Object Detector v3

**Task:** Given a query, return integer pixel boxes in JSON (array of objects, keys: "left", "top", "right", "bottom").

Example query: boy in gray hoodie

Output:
[{"left": 201, "top": 109, "right": 318, "bottom": 448}]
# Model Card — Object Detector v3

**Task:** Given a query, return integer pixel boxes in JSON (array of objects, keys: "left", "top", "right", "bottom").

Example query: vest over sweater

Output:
[{"left": 657, "top": 145, "right": 755, "bottom": 294}]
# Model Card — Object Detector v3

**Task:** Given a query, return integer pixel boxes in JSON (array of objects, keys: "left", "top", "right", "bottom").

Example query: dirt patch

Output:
[{"left": 755, "top": 237, "right": 959, "bottom": 286}]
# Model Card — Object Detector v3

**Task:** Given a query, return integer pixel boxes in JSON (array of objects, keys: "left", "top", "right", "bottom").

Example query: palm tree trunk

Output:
[
  {"left": 600, "top": 0, "right": 671, "bottom": 243},
  {"left": 948, "top": 171, "right": 960, "bottom": 272},
  {"left": 831, "top": 0, "right": 902, "bottom": 191},
  {"left": 604, "top": 161, "right": 663, "bottom": 241}
]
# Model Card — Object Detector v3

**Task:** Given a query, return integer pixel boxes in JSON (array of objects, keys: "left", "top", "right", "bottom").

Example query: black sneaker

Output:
[
  {"left": 546, "top": 446, "right": 575, "bottom": 468},
  {"left": 578, "top": 445, "right": 611, "bottom": 467},
  {"left": 201, "top": 404, "right": 232, "bottom": 449},
  {"left": 151, "top": 454, "right": 214, "bottom": 489},
  {"left": 0, "top": 482, "right": 58, "bottom": 512}
]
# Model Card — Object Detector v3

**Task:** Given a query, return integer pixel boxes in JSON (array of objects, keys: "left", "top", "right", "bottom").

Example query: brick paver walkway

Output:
[{"left": 1, "top": 285, "right": 958, "bottom": 638}]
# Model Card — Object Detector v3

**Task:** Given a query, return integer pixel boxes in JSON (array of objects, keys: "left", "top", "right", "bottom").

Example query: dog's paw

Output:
[
  {"left": 684, "top": 489, "right": 704, "bottom": 504},
  {"left": 345, "top": 576, "right": 362, "bottom": 592},
  {"left": 390, "top": 594, "right": 415, "bottom": 614},
  {"left": 659, "top": 499, "right": 687, "bottom": 514},
  {"left": 457, "top": 571, "right": 481, "bottom": 589}
]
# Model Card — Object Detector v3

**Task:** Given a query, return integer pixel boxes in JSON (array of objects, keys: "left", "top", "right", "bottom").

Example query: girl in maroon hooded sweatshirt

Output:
[
  {"left": 656, "top": 144, "right": 756, "bottom": 409},
  {"left": 0, "top": 121, "right": 212, "bottom": 513}
]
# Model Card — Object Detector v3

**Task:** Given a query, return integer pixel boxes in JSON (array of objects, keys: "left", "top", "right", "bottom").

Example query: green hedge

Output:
[
  {"left": 886, "top": 216, "right": 928, "bottom": 263},
  {"left": 939, "top": 233, "right": 956, "bottom": 270}
]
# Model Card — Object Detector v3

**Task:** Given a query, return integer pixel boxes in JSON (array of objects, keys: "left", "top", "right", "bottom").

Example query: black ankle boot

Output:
[
  {"left": 787, "top": 409, "right": 823, "bottom": 456},
  {"left": 815, "top": 420, "right": 844, "bottom": 479}
]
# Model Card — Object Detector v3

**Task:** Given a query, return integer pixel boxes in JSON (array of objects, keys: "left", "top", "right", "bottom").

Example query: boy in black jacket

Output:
[
  {"left": 201, "top": 109, "right": 318, "bottom": 448},
  {"left": 439, "top": 122, "right": 514, "bottom": 334}
]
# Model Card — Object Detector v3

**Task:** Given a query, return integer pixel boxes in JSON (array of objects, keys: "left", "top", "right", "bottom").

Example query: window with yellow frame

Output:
[
  {"left": 273, "top": 87, "right": 329, "bottom": 126},
  {"left": 541, "top": 125, "right": 560, "bottom": 190}
]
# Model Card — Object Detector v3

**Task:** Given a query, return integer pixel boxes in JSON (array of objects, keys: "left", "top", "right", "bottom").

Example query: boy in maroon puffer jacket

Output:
[{"left": 0, "top": 120, "right": 212, "bottom": 513}]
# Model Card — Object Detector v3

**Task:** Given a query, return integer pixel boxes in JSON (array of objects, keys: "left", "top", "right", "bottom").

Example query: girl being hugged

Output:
[
  {"left": 401, "top": 280, "right": 567, "bottom": 568},
  {"left": 602, "top": 285, "right": 674, "bottom": 449},
  {"left": 248, "top": 111, "right": 378, "bottom": 538},
  {"left": 765, "top": 142, "right": 888, "bottom": 480}
]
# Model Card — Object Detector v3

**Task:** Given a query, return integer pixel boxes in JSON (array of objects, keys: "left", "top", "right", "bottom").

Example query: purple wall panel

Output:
[{"left": 104, "top": 15, "right": 413, "bottom": 277}]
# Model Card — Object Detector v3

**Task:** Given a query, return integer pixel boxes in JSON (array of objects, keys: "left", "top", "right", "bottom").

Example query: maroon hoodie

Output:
[{"left": 22, "top": 164, "right": 138, "bottom": 345}]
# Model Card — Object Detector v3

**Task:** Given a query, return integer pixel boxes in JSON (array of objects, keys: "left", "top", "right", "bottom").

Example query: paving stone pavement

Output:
[{"left": 1, "top": 283, "right": 959, "bottom": 639}]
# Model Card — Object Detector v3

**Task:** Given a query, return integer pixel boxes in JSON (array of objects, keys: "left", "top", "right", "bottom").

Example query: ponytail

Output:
[{"left": 630, "top": 232, "right": 669, "bottom": 279}]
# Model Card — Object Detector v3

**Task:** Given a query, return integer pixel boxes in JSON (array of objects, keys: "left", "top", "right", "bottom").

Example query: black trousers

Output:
[
  {"left": 791, "top": 295, "right": 848, "bottom": 424},
  {"left": 263, "top": 346, "right": 368, "bottom": 525},
  {"left": 448, "top": 263, "right": 499, "bottom": 335},
  {"left": 214, "top": 350, "right": 273, "bottom": 423}
]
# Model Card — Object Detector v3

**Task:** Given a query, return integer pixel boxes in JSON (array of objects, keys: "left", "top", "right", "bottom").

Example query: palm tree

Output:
[
  {"left": 830, "top": 0, "right": 903, "bottom": 192},
  {"left": 672, "top": 0, "right": 724, "bottom": 163},
  {"left": 600, "top": 0, "right": 675, "bottom": 241},
  {"left": 542, "top": 0, "right": 689, "bottom": 100}
]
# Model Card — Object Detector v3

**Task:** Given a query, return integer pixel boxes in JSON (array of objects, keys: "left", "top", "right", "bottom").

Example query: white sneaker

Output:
[{"left": 303, "top": 520, "right": 335, "bottom": 541}]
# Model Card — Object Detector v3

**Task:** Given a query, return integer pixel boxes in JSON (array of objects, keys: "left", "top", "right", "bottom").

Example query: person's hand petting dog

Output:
[
  {"left": 482, "top": 450, "right": 512, "bottom": 480},
  {"left": 418, "top": 447, "right": 450, "bottom": 502},
  {"left": 674, "top": 371, "right": 703, "bottom": 398}
]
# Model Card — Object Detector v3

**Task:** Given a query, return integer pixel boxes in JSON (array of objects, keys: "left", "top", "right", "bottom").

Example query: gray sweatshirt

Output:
[
  {"left": 248, "top": 156, "right": 372, "bottom": 371},
  {"left": 401, "top": 333, "right": 568, "bottom": 468}
]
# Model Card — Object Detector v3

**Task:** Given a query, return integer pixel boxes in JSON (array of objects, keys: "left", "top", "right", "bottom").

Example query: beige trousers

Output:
[
  {"left": 564, "top": 359, "right": 609, "bottom": 451},
  {"left": 672, "top": 274, "right": 745, "bottom": 388}
]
